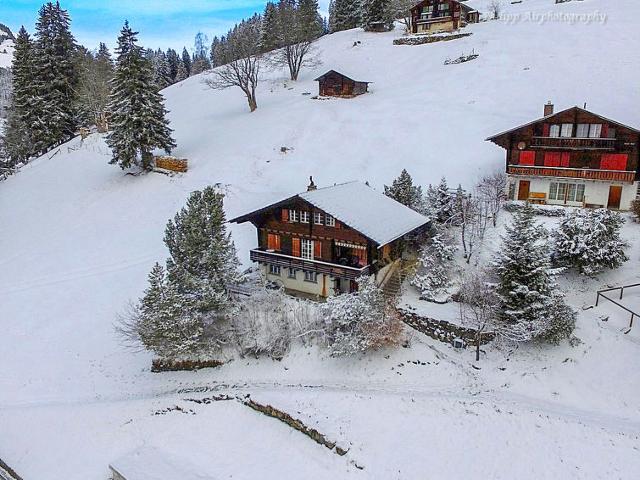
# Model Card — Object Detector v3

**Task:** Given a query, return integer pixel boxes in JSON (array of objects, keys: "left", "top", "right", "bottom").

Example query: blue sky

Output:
[{"left": 2, "top": 1, "right": 330, "bottom": 53}]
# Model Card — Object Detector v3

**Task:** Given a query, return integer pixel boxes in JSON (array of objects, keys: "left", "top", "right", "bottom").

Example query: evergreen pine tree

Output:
[
  {"left": 106, "top": 21, "right": 176, "bottom": 170},
  {"left": 163, "top": 187, "right": 241, "bottom": 326},
  {"left": 362, "top": 0, "right": 395, "bottom": 31},
  {"left": 494, "top": 204, "right": 575, "bottom": 342},
  {"left": 166, "top": 48, "right": 180, "bottom": 82},
  {"left": 176, "top": 59, "right": 188, "bottom": 81},
  {"left": 297, "top": 0, "right": 324, "bottom": 40},
  {"left": 553, "top": 209, "right": 628, "bottom": 276},
  {"left": 209, "top": 37, "right": 221, "bottom": 66},
  {"left": 260, "top": 2, "right": 281, "bottom": 52},
  {"left": 411, "top": 229, "right": 456, "bottom": 301},
  {"left": 153, "top": 50, "right": 172, "bottom": 90},
  {"left": 426, "top": 177, "right": 455, "bottom": 223},
  {"left": 328, "top": 1, "right": 337, "bottom": 32},
  {"left": 2, "top": 26, "right": 37, "bottom": 164},
  {"left": 332, "top": 0, "right": 362, "bottom": 32},
  {"left": 32, "top": 1, "right": 78, "bottom": 154},
  {"left": 384, "top": 169, "right": 425, "bottom": 213},
  {"left": 181, "top": 47, "right": 192, "bottom": 76}
]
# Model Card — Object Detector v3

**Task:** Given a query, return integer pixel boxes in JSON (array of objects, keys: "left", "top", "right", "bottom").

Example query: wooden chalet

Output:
[
  {"left": 230, "top": 179, "right": 429, "bottom": 299},
  {"left": 410, "top": 0, "right": 480, "bottom": 35},
  {"left": 487, "top": 103, "right": 640, "bottom": 210},
  {"left": 314, "top": 70, "right": 370, "bottom": 97}
]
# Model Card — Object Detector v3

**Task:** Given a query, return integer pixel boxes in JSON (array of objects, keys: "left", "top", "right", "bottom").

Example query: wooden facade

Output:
[
  {"left": 230, "top": 182, "right": 427, "bottom": 297},
  {"left": 314, "top": 70, "right": 370, "bottom": 97},
  {"left": 410, "top": 0, "right": 480, "bottom": 34},
  {"left": 487, "top": 104, "right": 640, "bottom": 209}
]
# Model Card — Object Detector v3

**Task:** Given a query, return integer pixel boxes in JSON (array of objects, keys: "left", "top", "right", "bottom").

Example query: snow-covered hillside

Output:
[
  {"left": 1, "top": 0, "right": 640, "bottom": 478},
  {"left": 0, "top": 38, "right": 14, "bottom": 69}
]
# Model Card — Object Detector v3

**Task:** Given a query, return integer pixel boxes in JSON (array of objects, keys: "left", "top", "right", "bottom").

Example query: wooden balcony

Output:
[
  {"left": 508, "top": 165, "right": 636, "bottom": 183},
  {"left": 530, "top": 136, "right": 616, "bottom": 150},
  {"left": 250, "top": 249, "right": 370, "bottom": 280}
]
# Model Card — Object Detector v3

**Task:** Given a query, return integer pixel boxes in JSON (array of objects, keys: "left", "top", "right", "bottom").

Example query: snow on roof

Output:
[
  {"left": 299, "top": 181, "right": 429, "bottom": 246},
  {"left": 110, "top": 446, "right": 219, "bottom": 480}
]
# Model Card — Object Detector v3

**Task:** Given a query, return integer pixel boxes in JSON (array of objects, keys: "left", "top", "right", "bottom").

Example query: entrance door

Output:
[
  {"left": 607, "top": 185, "right": 622, "bottom": 209},
  {"left": 517, "top": 180, "right": 530, "bottom": 201}
]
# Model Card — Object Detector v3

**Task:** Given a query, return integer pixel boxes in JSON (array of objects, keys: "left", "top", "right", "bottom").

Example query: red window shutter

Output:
[
  {"left": 314, "top": 241, "right": 322, "bottom": 258},
  {"left": 281, "top": 209, "right": 289, "bottom": 222},
  {"left": 543, "top": 152, "right": 561, "bottom": 167},
  {"left": 267, "top": 233, "right": 281, "bottom": 250},
  {"left": 292, "top": 237, "right": 301, "bottom": 257},
  {"left": 519, "top": 151, "right": 535, "bottom": 166},
  {"left": 601, "top": 124, "right": 609, "bottom": 138},
  {"left": 601, "top": 154, "right": 628, "bottom": 171},
  {"left": 561, "top": 152, "right": 570, "bottom": 167},
  {"left": 543, "top": 124, "right": 550, "bottom": 137}
]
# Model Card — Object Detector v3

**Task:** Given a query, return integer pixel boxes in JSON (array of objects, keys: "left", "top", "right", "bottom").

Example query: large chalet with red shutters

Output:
[
  {"left": 487, "top": 103, "right": 640, "bottom": 210},
  {"left": 230, "top": 180, "right": 429, "bottom": 299}
]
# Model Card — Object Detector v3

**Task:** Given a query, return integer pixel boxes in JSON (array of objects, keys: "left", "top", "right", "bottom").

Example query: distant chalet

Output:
[
  {"left": 314, "top": 70, "right": 370, "bottom": 98},
  {"left": 487, "top": 103, "right": 640, "bottom": 210},
  {"left": 410, "top": 0, "right": 480, "bottom": 35},
  {"left": 230, "top": 180, "right": 429, "bottom": 298}
]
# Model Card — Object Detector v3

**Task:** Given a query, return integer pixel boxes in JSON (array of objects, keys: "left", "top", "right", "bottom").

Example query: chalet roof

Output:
[
  {"left": 230, "top": 181, "right": 429, "bottom": 247},
  {"left": 314, "top": 70, "right": 370, "bottom": 84},
  {"left": 410, "top": 0, "right": 477, "bottom": 13},
  {"left": 486, "top": 106, "right": 640, "bottom": 147}
]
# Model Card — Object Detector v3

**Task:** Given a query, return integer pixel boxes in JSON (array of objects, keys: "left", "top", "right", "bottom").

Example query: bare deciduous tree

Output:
[
  {"left": 476, "top": 172, "right": 507, "bottom": 227},
  {"left": 458, "top": 270, "right": 499, "bottom": 362},
  {"left": 390, "top": 0, "right": 417, "bottom": 32},
  {"left": 488, "top": 1, "right": 502, "bottom": 20},
  {"left": 204, "top": 18, "right": 262, "bottom": 112}
]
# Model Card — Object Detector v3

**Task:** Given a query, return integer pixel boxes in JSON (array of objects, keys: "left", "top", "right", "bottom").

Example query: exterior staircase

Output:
[{"left": 380, "top": 260, "right": 414, "bottom": 300}]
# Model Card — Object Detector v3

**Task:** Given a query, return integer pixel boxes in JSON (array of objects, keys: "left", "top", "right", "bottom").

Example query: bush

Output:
[
  {"left": 630, "top": 199, "right": 640, "bottom": 222},
  {"left": 503, "top": 201, "right": 566, "bottom": 217},
  {"left": 322, "top": 276, "right": 404, "bottom": 356},
  {"left": 553, "top": 208, "right": 628, "bottom": 275}
]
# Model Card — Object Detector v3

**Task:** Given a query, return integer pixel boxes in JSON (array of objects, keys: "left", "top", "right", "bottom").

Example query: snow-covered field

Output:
[{"left": 1, "top": 0, "right": 640, "bottom": 478}]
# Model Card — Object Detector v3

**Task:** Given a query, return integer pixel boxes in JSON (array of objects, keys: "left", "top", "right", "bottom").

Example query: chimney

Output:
[
  {"left": 307, "top": 176, "right": 317, "bottom": 191},
  {"left": 544, "top": 101, "right": 554, "bottom": 117}
]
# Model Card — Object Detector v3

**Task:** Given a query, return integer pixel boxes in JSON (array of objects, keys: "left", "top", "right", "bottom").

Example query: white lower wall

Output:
[
  {"left": 261, "top": 264, "right": 337, "bottom": 298},
  {"left": 509, "top": 175, "right": 638, "bottom": 210}
]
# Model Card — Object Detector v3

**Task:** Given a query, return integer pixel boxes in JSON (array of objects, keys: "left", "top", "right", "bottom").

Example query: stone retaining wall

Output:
[
  {"left": 393, "top": 33, "right": 472, "bottom": 46},
  {"left": 399, "top": 308, "right": 495, "bottom": 347}
]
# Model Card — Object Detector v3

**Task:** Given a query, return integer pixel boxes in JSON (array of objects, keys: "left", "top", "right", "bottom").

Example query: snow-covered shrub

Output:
[
  {"left": 630, "top": 200, "right": 640, "bottom": 222},
  {"left": 322, "top": 276, "right": 404, "bottom": 356},
  {"left": 503, "top": 201, "right": 566, "bottom": 217},
  {"left": 494, "top": 203, "right": 575, "bottom": 343},
  {"left": 553, "top": 208, "right": 628, "bottom": 276},
  {"left": 232, "top": 288, "right": 320, "bottom": 359},
  {"left": 411, "top": 229, "right": 456, "bottom": 301}
]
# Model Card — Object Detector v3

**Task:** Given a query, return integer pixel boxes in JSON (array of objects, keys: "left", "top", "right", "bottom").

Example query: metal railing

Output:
[{"left": 595, "top": 283, "right": 640, "bottom": 331}]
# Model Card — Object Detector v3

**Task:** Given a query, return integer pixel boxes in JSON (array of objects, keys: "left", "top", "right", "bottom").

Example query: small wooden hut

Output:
[{"left": 314, "top": 70, "right": 370, "bottom": 97}]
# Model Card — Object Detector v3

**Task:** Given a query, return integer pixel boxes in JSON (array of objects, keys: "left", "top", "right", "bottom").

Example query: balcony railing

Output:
[
  {"left": 415, "top": 13, "right": 452, "bottom": 23},
  {"left": 530, "top": 136, "right": 616, "bottom": 150},
  {"left": 508, "top": 165, "right": 636, "bottom": 183},
  {"left": 250, "top": 249, "right": 370, "bottom": 280}
]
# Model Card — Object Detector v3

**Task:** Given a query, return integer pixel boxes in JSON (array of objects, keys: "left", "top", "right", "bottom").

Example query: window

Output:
[
  {"left": 289, "top": 209, "right": 299, "bottom": 222},
  {"left": 300, "top": 211, "right": 310, "bottom": 223},
  {"left": 561, "top": 123, "right": 573, "bottom": 137},
  {"left": 269, "top": 264, "right": 281, "bottom": 275},
  {"left": 589, "top": 124, "right": 602, "bottom": 138},
  {"left": 549, "top": 124, "right": 561, "bottom": 138},
  {"left": 288, "top": 268, "right": 297, "bottom": 279},
  {"left": 519, "top": 151, "right": 535, "bottom": 166},
  {"left": 576, "top": 123, "right": 589, "bottom": 138},
  {"left": 314, "top": 212, "right": 323, "bottom": 225},
  {"left": 325, "top": 215, "right": 335, "bottom": 227},
  {"left": 304, "top": 270, "right": 318, "bottom": 283},
  {"left": 301, "top": 239, "right": 313, "bottom": 260},
  {"left": 267, "top": 233, "right": 281, "bottom": 251},
  {"left": 549, "top": 182, "right": 584, "bottom": 203}
]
